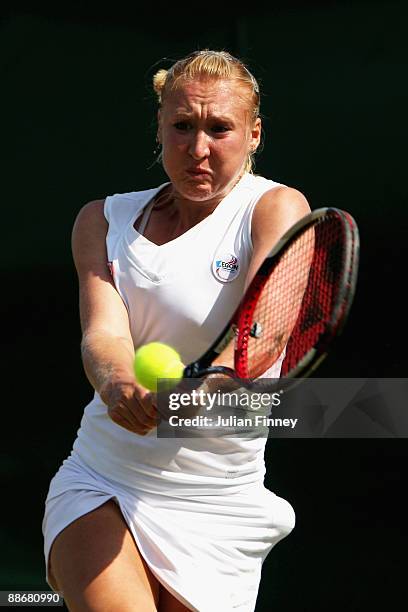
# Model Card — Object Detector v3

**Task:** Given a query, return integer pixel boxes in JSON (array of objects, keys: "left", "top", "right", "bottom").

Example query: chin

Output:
[{"left": 177, "top": 179, "right": 215, "bottom": 201}]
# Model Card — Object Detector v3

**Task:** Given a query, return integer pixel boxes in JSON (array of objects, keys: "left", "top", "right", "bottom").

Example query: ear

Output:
[{"left": 249, "top": 117, "right": 261, "bottom": 152}]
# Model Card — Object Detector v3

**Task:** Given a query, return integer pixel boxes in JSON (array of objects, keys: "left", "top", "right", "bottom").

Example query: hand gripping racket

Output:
[{"left": 183, "top": 207, "right": 359, "bottom": 391}]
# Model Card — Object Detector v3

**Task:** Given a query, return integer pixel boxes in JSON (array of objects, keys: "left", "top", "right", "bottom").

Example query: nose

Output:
[{"left": 188, "top": 129, "right": 210, "bottom": 160}]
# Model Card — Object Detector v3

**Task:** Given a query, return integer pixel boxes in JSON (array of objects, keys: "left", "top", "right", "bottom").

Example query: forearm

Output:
[{"left": 81, "top": 330, "right": 136, "bottom": 395}]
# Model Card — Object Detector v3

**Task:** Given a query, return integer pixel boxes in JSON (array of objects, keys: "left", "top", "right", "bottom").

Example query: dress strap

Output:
[{"left": 137, "top": 198, "right": 156, "bottom": 236}]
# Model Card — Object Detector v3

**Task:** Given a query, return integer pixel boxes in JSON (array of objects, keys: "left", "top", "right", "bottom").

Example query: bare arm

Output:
[
  {"left": 72, "top": 200, "right": 157, "bottom": 435},
  {"left": 244, "top": 186, "right": 310, "bottom": 290}
]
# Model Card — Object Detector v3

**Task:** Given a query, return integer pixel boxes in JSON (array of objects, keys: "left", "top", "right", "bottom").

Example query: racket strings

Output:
[
  {"left": 281, "top": 215, "right": 346, "bottom": 375},
  {"left": 241, "top": 229, "right": 316, "bottom": 378},
  {"left": 236, "top": 212, "right": 348, "bottom": 379}
]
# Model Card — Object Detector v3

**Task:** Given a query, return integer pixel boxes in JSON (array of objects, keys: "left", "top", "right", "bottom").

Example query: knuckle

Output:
[{"left": 109, "top": 404, "right": 122, "bottom": 417}]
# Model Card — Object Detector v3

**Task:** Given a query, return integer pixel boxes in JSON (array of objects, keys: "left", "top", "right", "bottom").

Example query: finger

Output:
[
  {"left": 135, "top": 391, "right": 159, "bottom": 421},
  {"left": 108, "top": 405, "right": 154, "bottom": 435},
  {"left": 108, "top": 391, "right": 157, "bottom": 429},
  {"left": 131, "top": 401, "right": 158, "bottom": 428},
  {"left": 147, "top": 392, "right": 158, "bottom": 410}
]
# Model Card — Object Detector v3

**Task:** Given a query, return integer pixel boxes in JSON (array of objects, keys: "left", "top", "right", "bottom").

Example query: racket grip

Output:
[{"left": 184, "top": 365, "right": 236, "bottom": 379}]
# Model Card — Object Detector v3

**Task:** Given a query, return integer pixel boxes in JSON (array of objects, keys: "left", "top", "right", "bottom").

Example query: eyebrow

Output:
[{"left": 172, "top": 111, "right": 236, "bottom": 123}]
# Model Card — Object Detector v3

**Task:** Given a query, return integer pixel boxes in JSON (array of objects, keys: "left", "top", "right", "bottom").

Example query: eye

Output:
[
  {"left": 211, "top": 125, "right": 230, "bottom": 134},
  {"left": 173, "top": 121, "right": 192, "bottom": 131}
]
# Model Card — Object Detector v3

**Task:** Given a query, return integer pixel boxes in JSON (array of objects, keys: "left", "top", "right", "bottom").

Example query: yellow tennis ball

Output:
[{"left": 133, "top": 342, "right": 184, "bottom": 392}]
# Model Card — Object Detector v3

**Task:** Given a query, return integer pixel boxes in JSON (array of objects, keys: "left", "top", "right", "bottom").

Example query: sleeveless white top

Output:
[{"left": 72, "top": 173, "right": 285, "bottom": 494}]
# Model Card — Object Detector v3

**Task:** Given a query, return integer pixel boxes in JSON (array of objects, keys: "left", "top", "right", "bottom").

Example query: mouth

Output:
[{"left": 187, "top": 168, "right": 212, "bottom": 179}]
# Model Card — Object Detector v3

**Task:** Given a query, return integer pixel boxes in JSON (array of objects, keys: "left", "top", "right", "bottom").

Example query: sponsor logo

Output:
[{"left": 212, "top": 252, "right": 240, "bottom": 282}]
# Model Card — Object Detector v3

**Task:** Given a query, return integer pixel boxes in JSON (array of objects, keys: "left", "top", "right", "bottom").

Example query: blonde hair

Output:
[{"left": 153, "top": 50, "right": 261, "bottom": 173}]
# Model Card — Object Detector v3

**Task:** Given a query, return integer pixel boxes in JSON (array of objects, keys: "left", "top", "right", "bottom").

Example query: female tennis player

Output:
[{"left": 42, "top": 49, "right": 310, "bottom": 611}]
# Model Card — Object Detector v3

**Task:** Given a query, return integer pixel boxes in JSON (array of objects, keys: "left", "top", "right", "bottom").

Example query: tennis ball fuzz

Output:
[{"left": 133, "top": 342, "right": 184, "bottom": 392}]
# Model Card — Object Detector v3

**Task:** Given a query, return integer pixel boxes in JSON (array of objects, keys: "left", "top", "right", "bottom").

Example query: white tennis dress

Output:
[{"left": 42, "top": 173, "right": 296, "bottom": 611}]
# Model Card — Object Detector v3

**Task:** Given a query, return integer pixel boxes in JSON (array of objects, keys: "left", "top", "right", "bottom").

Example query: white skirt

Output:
[{"left": 42, "top": 453, "right": 295, "bottom": 612}]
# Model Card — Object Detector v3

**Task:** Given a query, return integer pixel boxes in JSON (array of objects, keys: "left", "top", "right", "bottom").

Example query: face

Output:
[{"left": 158, "top": 78, "right": 261, "bottom": 204}]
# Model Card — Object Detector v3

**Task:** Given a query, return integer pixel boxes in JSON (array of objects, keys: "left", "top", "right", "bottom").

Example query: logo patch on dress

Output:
[{"left": 212, "top": 252, "right": 240, "bottom": 282}]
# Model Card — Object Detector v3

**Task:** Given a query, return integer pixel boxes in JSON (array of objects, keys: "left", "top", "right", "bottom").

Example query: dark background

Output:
[{"left": 1, "top": 1, "right": 407, "bottom": 610}]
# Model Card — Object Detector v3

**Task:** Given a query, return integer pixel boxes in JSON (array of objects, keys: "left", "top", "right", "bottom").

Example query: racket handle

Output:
[{"left": 183, "top": 364, "right": 236, "bottom": 379}]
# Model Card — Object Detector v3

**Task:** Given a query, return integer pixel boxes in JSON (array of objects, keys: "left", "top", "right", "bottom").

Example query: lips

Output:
[{"left": 187, "top": 167, "right": 211, "bottom": 176}]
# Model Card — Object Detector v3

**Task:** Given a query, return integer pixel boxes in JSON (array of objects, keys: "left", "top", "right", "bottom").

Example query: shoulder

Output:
[
  {"left": 243, "top": 185, "right": 311, "bottom": 288},
  {"left": 71, "top": 199, "right": 108, "bottom": 268},
  {"left": 73, "top": 198, "right": 106, "bottom": 227},
  {"left": 251, "top": 185, "right": 311, "bottom": 245},
  {"left": 253, "top": 185, "right": 310, "bottom": 226}
]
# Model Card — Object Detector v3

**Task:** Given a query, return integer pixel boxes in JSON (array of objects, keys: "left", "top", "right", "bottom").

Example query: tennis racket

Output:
[{"left": 182, "top": 207, "right": 359, "bottom": 392}]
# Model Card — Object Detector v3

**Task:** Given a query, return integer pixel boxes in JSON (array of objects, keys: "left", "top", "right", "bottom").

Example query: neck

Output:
[
  {"left": 159, "top": 172, "right": 245, "bottom": 227},
  {"left": 154, "top": 187, "right": 220, "bottom": 228}
]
